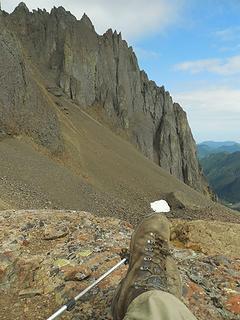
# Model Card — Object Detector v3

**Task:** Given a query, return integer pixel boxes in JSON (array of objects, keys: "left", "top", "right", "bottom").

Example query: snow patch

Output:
[{"left": 150, "top": 199, "right": 170, "bottom": 213}]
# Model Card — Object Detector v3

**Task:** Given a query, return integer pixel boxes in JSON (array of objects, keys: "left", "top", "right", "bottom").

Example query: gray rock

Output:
[
  {"left": 0, "top": 15, "right": 64, "bottom": 155},
  {"left": 19, "top": 288, "right": 42, "bottom": 298},
  {"left": 2, "top": 7, "right": 211, "bottom": 195},
  {"left": 42, "top": 225, "right": 69, "bottom": 240}
]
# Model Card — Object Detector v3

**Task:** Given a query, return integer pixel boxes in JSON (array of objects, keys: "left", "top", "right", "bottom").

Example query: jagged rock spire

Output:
[
  {"left": 13, "top": 2, "right": 29, "bottom": 13},
  {"left": 80, "top": 13, "right": 94, "bottom": 30}
]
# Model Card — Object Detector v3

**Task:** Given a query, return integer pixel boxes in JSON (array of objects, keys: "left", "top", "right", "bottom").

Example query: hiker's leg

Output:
[
  {"left": 112, "top": 214, "right": 195, "bottom": 320},
  {"left": 123, "top": 290, "right": 197, "bottom": 320}
]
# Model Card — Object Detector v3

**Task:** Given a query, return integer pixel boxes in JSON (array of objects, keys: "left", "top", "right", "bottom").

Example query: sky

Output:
[{"left": 2, "top": 1, "right": 240, "bottom": 143}]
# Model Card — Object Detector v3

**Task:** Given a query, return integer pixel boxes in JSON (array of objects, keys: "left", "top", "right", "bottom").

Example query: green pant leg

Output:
[{"left": 123, "top": 290, "right": 198, "bottom": 320}]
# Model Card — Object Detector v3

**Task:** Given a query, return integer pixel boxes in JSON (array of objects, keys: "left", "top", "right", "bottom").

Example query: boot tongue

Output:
[{"left": 140, "top": 215, "right": 170, "bottom": 241}]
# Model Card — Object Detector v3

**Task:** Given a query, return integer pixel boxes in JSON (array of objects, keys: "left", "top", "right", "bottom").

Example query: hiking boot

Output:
[{"left": 112, "top": 214, "right": 182, "bottom": 320}]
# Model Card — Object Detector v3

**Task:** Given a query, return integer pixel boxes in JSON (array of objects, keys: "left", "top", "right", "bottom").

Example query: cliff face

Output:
[
  {"left": 0, "top": 13, "right": 63, "bottom": 154},
  {"left": 2, "top": 4, "right": 209, "bottom": 195}
]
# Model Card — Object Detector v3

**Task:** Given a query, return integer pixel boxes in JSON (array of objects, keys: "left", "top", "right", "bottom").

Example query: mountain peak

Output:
[
  {"left": 13, "top": 2, "right": 29, "bottom": 13},
  {"left": 51, "top": 6, "right": 66, "bottom": 14},
  {"left": 50, "top": 6, "right": 76, "bottom": 21},
  {"left": 80, "top": 13, "right": 95, "bottom": 30}
]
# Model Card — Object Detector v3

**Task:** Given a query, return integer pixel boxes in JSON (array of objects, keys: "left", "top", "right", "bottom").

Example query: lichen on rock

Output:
[{"left": 0, "top": 209, "right": 239, "bottom": 320}]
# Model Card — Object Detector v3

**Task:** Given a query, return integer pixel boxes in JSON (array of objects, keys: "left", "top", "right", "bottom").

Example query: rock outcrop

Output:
[
  {"left": 0, "top": 210, "right": 239, "bottom": 320},
  {"left": 0, "top": 3, "right": 211, "bottom": 196},
  {"left": 0, "top": 15, "right": 63, "bottom": 154}
]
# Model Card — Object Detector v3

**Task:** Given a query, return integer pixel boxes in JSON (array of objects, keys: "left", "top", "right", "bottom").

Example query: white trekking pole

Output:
[{"left": 47, "top": 250, "right": 129, "bottom": 320}]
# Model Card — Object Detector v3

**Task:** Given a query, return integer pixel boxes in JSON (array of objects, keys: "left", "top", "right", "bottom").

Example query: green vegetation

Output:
[{"left": 200, "top": 151, "right": 240, "bottom": 203}]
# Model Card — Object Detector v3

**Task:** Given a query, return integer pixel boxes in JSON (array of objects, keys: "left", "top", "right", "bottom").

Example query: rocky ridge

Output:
[
  {"left": 0, "top": 210, "right": 239, "bottom": 320},
  {"left": 0, "top": 14, "right": 63, "bottom": 154},
  {"left": 0, "top": 3, "right": 210, "bottom": 196}
]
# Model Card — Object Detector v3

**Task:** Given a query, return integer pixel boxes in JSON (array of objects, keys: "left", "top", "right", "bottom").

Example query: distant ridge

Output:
[
  {"left": 200, "top": 141, "right": 240, "bottom": 149},
  {"left": 197, "top": 141, "right": 240, "bottom": 159}
]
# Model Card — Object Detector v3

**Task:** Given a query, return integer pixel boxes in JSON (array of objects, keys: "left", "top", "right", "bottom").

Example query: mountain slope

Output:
[
  {"left": 0, "top": 99, "right": 211, "bottom": 224},
  {"left": 2, "top": 4, "right": 238, "bottom": 224},
  {"left": 1, "top": 3, "right": 210, "bottom": 197},
  {"left": 0, "top": 91, "right": 237, "bottom": 223},
  {"left": 200, "top": 151, "right": 240, "bottom": 203},
  {"left": 197, "top": 144, "right": 213, "bottom": 159}
]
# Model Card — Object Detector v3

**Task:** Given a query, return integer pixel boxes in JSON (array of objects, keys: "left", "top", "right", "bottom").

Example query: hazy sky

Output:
[{"left": 2, "top": 0, "right": 240, "bottom": 143}]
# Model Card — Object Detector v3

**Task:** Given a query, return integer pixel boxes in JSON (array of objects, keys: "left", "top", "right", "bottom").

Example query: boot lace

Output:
[{"left": 133, "top": 232, "right": 170, "bottom": 292}]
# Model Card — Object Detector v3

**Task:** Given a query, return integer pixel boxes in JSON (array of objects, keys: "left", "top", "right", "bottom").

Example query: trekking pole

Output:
[{"left": 47, "top": 250, "right": 129, "bottom": 320}]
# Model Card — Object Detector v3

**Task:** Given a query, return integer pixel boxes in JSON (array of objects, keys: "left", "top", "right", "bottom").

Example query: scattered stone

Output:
[
  {"left": 42, "top": 225, "right": 69, "bottom": 240},
  {"left": 20, "top": 222, "right": 35, "bottom": 232},
  {"left": 61, "top": 265, "right": 91, "bottom": 281},
  {"left": 0, "top": 209, "right": 239, "bottom": 320},
  {"left": 167, "top": 191, "right": 200, "bottom": 210},
  {"left": 19, "top": 289, "right": 42, "bottom": 298}
]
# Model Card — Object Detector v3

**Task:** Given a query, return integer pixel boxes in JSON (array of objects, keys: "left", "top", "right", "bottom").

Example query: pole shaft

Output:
[
  {"left": 75, "top": 258, "right": 126, "bottom": 301},
  {"left": 46, "top": 258, "right": 127, "bottom": 320},
  {"left": 46, "top": 305, "right": 67, "bottom": 320}
]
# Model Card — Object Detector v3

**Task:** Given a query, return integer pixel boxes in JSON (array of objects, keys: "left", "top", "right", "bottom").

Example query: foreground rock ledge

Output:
[{"left": 0, "top": 210, "right": 239, "bottom": 320}]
